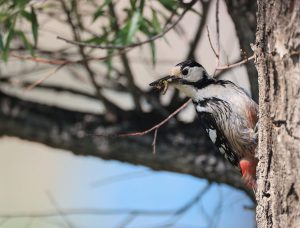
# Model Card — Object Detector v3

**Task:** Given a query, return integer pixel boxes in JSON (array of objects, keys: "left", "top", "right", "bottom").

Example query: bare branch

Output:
[
  {"left": 140, "top": 184, "right": 211, "bottom": 228},
  {"left": 186, "top": 0, "right": 211, "bottom": 59},
  {"left": 59, "top": 0, "right": 122, "bottom": 114},
  {"left": 116, "top": 99, "right": 191, "bottom": 137},
  {"left": 0, "top": 184, "right": 211, "bottom": 228},
  {"left": 215, "top": 0, "right": 220, "bottom": 56},
  {"left": 213, "top": 0, "right": 221, "bottom": 76},
  {"left": 152, "top": 128, "right": 158, "bottom": 154},
  {"left": 45, "top": 190, "right": 74, "bottom": 228},
  {"left": 115, "top": 214, "right": 136, "bottom": 228},
  {"left": 25, "top": 64, "right": 65, "bottom": 91},
  {"left": 215, "top": 55, "right": 255, "bottom": 70},
  {"left": 91, "top": 171, "right": 150, "bottom": 188},
  {"left": 88, "top": 99, "right": 192, "bottom": 154},
  {"left": 0, "top": 208, "right": 175, "bottom": 218},
  {"left": 10, "top": 49, "right": 132, "bottom": 65},
  {"left": 10, "top": 53, "right": 67, "bottom": 65},
  {"left": 206, "top": 26, "right": 219, "bottom": 58}
]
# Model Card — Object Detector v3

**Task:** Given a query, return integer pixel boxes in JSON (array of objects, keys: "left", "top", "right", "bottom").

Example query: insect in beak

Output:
[{"left": 149, "top": 75, "right": 177, "bottom": 95}]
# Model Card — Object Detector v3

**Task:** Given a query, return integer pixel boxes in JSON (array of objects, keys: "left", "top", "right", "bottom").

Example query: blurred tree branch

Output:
[{"left": 0, "top": 90, "right": 253, "bottom": 199}]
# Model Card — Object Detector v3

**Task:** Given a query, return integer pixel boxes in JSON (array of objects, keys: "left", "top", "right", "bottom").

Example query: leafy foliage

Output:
[{"left": 0, "top": 0, "right": 180, "bottom": 63}]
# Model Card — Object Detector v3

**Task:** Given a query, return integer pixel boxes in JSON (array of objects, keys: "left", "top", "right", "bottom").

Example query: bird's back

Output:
[{"left": 192, "top": 80, "right": 258, "bottom": 168}]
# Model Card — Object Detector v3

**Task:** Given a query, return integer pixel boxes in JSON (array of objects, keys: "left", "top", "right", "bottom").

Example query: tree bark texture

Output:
[{"left": 255, "top": 0, "right": 300, "bottom": 227}]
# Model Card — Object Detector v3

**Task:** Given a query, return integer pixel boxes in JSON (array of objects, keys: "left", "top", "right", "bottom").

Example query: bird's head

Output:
[{"left": 150, "top": 59, "right": 213, "bottom": 97}]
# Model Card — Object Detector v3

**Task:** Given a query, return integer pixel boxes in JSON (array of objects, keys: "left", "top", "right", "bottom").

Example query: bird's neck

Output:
[{"left": 174, "top": 76, "right": 218, "bottom": 99}]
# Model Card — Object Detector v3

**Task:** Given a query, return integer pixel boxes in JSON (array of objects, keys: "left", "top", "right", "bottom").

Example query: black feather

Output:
[
  {"left": 176, "top": 59, "right": 203, "bottom": 69},
  {"left": 193, "top": 99, "right": 240, "bottom": 168}
]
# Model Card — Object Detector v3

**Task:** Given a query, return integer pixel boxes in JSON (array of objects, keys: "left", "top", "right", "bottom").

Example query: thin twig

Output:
[
  {"left": 0, "top": 217, "right": 10, "bottom": 226},
  {"left": 59, "top": 0, "right": 121, "bottom": 113},
  {"left": 118, "top": 99, "right": 191, "bottom": 154},
  {"left": 215, "top": 0, "right": 220, "bottom": 56},
  {"left": 90, "top": 99, "right": 191, "bottom": 154},
  {"left": 10, "top": 53, "right": 67, "bottom": 65},
  {"left": 57, "top": 5, "right": 193, "bottom": 50},
  {"left": 108, "top": 2, "right": 142, "bottom": 111},
  {"left": 25, "top": 64, "right": 66, "bottom": 91},
  {"left": 11, "top": 49, "right": 131, "bottom": 92},
  {"left": 91, "top": 171, "right": 150, "bottom": 188},
  {"left": 186, "top": 1, "right": 211, "bottom": 59},
  {"left": 213, "top": 0, "right": 221, "bottom": 76},
  {"left": 116, "top": 99, "right": 191, "bottom": 137},
  {"left": 215, "top": 55, "right": 255, "bottom": 70},
  {"left": 45, "top": 190, "right": 75, "bottom": 228},
  {"left": 10, "top": 48, "right": 131, "bottom": 65},
  {"left": 115, "top": 213, "right": 136, "bottom": 228},
  {"left": 141, "top": 183, "right": 211, "bottom": 228},
  {"left": 0, "top": 208, "right": 177, "bottom": 218},
  {"left": 152, "top": 129, "right": 158, "bottom": 154},
  {"left": 206, "top": 26, "right": 218, "bottom": 58}
]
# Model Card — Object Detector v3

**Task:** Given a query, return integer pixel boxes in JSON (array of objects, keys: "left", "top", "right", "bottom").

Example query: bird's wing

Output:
[{"left": 197, "top": 112, "right": 240, "bottom": 169}]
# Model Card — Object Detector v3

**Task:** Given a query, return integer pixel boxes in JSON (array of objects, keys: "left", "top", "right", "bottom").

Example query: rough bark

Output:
[
  {"left": 0, "top": 90, "right": 253, "bottom": 197},
  {"left": 255, "top": 0, "right": 300, "bottom": 227}
]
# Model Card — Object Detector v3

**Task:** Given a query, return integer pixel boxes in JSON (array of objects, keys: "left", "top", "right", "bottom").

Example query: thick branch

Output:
[{"left": 0, "top": 91, "right": 253, "bottom": 198}]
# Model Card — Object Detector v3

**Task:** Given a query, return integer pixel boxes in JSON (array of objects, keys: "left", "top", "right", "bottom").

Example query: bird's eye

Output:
[{"left": 182, "top": 68, "right": 189, "bottom": 76}]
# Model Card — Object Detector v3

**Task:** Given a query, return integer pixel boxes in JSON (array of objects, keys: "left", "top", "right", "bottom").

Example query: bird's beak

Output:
[
  {"left": 149, "top": 75, "right": 181, "bottom": 94},
  {"left": 149, "top": 75, "right": 177, "bottom": 87},
  {"left": 149, "top": 66, "right": 182, "bottom": 88}
]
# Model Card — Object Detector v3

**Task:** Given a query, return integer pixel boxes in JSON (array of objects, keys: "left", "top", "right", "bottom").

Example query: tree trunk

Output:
[{"left": 255, "top": 0, "right": 300, "bottom": 227}]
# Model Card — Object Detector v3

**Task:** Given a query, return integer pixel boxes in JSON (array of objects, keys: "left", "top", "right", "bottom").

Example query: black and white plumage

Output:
[{"left": 150, "top": 59, "right": 258, "bottom": 188}]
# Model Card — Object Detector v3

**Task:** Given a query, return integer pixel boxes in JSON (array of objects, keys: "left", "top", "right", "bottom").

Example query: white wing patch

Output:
[
  {"left": 196, "top": 105, "right": 208, "bottom": 113},
  {"left": 208, "top": 129, "right": 217, "bottom": 143},
  {"left": 219, "top": 146, "right": 226, "bottom": 155}
]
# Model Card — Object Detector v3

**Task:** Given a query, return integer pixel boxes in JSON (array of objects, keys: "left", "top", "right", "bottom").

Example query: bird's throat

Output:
[{"left": 174, "top": 84, "right": 198, "bottom": 98}]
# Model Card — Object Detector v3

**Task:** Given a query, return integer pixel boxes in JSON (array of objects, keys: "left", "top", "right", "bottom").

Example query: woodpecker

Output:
[{"left": 150, "top": 59, "right": 258, "bottom": 188}]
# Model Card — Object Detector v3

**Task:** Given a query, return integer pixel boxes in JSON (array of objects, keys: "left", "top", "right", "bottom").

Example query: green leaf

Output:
[
  {"left": 84, "top": 33, "right": 108, "bottom": 44},
  {"left": 92, "top": 0, "right": 112, "bottom": 22},
  {"left": 2, "top": 25, "right": 14, "bottom": 61},
  {"left": 0, "top": 33, "right": 4, "bottom": 51},
  {"left": 4, "top": 26, "right": 14, "bottom": 49},
  {"left": 158, "top": 0, "right": 177, "bottom": 12},
  {"left": 21, "top": 8, "right": 39, "bottom": 46},
  {"left": 31, "top": 7, "right": 38, "bottom": 45},
  {"left": 149, "top": 41, "right": 156, "bottom": 66},
  {"left": 139, "top": 0, "right": 145, "bottom": 12},
  {"left": 15, "top": 30, "right": 33, "bottom": 55},
  {"left": 126, "top": 11, "right": 141, "bottom": 44},
  {"left": 151, "top": 10, "right": 161, "bottom": 33},
  {"left": 0, "top": 12, "right": 9, "bottom": 22},
  {"left": 21, "top": 10, "right": 31, "bottom": 20},
  {"left": 92, "top": 8, "right": 104, "bottom": 22},
  {"left": 130, "top": 0, "right": 137, "bottom": 10}
]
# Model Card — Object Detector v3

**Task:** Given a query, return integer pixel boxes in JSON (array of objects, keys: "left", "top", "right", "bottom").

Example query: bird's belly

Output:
[{"left": 215, "top": 116, "right": 255, "bottom": 159}]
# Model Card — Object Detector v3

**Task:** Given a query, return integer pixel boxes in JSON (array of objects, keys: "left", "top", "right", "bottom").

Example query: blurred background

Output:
[{"left": 0, "top": 0, "right": 257, "bottom": 227}]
